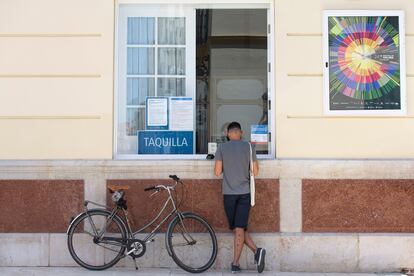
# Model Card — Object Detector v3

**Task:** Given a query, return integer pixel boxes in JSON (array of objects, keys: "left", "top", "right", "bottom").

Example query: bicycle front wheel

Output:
[
  {"left": 67, "top": 209, "right": 127, "bottom": 270},
  {"left": 166, "top": 212, "right": 217, "bottom": 273}
]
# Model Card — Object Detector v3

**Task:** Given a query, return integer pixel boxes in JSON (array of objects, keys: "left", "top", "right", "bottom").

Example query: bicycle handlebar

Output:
[
  {"left": 143, "top": 175, "right": 181, "bottom": 192},
  {"left": 144, "top": 186, "right": 157, "bottom": 192},
  {"left": 169, "top": 175, "right": 180, "bottom": 181}
]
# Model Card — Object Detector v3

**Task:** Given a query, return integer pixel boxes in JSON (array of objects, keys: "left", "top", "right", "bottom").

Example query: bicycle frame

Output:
[
  {"left": 83, "top": 181, "right": 185, "bottom": 248},
  {"left": 127, "top": 185, "right": 181, "bottom": 242}
]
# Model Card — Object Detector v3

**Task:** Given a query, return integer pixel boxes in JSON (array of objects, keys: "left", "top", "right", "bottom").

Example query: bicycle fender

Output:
[{"left": 66, "top": 208, "right": 108, "bottom": 235}]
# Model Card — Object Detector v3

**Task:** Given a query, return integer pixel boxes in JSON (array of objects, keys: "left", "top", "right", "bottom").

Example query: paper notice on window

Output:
[
  {"left": 146, "top": 97, "right": 168, "bottom": 128},
  {"left": 251, "top": 124, "right": 268, "bottom": 144},
  {"left": 208, "top": 142, "right": 218, "bottom": 155},
  {"left": 170, "top": 97, "right": 194, "bottom": 131}
]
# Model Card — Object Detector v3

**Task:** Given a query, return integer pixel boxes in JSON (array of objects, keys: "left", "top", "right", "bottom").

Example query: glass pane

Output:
[
  {"left": 127, "top": 47, "right": 155, "bottom": 75},
  {"left": 215, "top": 104, "right": 263, "bottom": 143},
  {"left": 158, "top": 48, "right": 185, "bottom": 75},
  {"left": 158, "top": 17, "right": 185, "bottom": 45},
  {"left": 157, "top": 78, "right": 185, "bottom": 96},
  {"left": 217, "top": 79, "right": 264, "bottom": 100},
  {"left": 127, "top": 17, "right": 155, "bottom": 45},
  {"left": 195, "top": 9, "right": 269, "bottom": 154},
  {"left": 127, "top": 78, "right": 155, "bottom": 105},
  {"left": 126, "top": 108, "right": 145, "bottom": 136}
]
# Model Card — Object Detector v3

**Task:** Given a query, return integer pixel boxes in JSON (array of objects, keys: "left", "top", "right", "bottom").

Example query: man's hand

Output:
[{"left": 214, "top": 160, "right": 223, "bottom": 177}]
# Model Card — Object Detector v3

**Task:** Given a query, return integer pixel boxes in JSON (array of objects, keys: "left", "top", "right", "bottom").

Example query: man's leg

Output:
[
  {"left": 232, "top": 227, "right": 245, "bottom": 266},
  {"left": 245, "top": 230, "right": 266, "bottom": 272},
  {"left": 244, "top": 231, "right": 257, "bottom": 253},
  {"left": 232, "top": 194, "right": 251, "bottom": 266},
  {"left": 223, "top": 195, "right": 241, "bottom": 270}
]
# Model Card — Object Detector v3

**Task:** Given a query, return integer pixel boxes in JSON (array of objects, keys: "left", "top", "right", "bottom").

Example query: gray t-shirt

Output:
[{"left": 214, "top": 140, "right": 257, "bottom": 195}]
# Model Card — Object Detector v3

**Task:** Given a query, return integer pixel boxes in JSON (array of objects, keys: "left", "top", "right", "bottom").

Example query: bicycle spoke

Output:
[
  {"left": 95, "top": 242, "right": 124, "bottom": 253},
  {"left": 174, "top": 223, "right": 194, "bottom": 243},
  {"left": 82, "top": 230, "right": 96, "bottom": 238},
  {"left": 98, "top": 240, "right": 124, "bottom": 247},
  {"left": 171, "top": 242, "right": 191, "bottom": 247},
  {"left": 171, "top": 236, "right": 212, "bottom": 245}
]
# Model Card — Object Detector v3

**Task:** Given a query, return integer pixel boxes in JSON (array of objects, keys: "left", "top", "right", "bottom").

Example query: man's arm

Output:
[
  {"left": 253, "top": 160, "right": 259, "bottom": 176},
  {"left": 251, "top": 144, "right": 259, "bottom": 176},
  {"left": 214, "top": 160, "right": 223, "bottom": 176},
  {"left": 214, "top": 144, "right": 223, "bottom": 177}
]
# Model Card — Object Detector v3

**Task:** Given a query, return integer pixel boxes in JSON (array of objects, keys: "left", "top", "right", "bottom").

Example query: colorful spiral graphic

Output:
[{"left": 329, "top": 16, "right": 400, "bottom": 100}]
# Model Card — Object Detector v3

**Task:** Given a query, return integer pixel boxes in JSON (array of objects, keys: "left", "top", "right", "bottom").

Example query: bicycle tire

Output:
[
  {"left": 166, "top": 212, "right": 217, "bottom": 273},
  {"left": 67, "top": 209, "right": 127, "bottom": 270}
]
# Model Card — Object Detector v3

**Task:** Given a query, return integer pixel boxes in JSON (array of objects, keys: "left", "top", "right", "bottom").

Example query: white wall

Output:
[
  {"left": 275, "top": 0, "right": 414, "bottom": 158},
  {"left": 0, "top": 0, "right": 114, "bottom": 159},
  {"left": 1, "top": 0, "right": 414, "bottom": 159}
]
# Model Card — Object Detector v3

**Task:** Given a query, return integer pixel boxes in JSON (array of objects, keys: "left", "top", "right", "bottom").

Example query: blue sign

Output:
[
  {"left": 138, "top": 131, "right": 193, "bottom": 154},
  {"left": 251, "top": 125, "right": 268, "bottom": 134},
  {"left": 250, "top": 125, "right": 268, "bottom": 144}
]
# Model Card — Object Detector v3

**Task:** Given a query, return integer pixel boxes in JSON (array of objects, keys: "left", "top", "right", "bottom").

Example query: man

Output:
[{"left": 214, "top": 121, "right": 266, "bottom": 273}]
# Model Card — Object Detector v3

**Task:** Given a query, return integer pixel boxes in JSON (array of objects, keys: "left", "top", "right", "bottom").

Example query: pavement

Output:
[{"left": 0, "top": 267, "right": 407, "bottom": 276}]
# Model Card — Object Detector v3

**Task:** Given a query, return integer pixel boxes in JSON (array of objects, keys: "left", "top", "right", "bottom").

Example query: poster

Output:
[
  {"left": 146, "top": 97, "right": 168, "bottom": 130},
  {"left": 323, "top": 11, "right": 406, "bottom": 115},
  {"left": 170, "top": 97, "right": 194, "bottom": 130}
]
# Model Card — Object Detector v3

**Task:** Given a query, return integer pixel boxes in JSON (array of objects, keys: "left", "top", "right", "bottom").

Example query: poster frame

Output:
[{"left": 323, "top": 10, "right": 406, "bottom": 116}]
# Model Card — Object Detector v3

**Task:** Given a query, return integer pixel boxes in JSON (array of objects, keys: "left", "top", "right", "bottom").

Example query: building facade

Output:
[{"left": 0, "top": 0, "right": 414, "bottom": 272}]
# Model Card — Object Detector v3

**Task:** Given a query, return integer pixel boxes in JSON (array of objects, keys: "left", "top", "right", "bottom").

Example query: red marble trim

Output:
[
  {"left": 106, "top": 179, "right": 279, "bottom": 233},
  {"left": 0, "top": 180, "right": 84, "bottom": 233},
  {"left": 303, "top": 179, "right": 414, "bottom": 232}
]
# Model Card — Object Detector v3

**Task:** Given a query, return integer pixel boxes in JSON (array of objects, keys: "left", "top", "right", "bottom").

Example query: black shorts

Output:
[{"left": 223, "top": 193, "right": 251, "bottom": 230}]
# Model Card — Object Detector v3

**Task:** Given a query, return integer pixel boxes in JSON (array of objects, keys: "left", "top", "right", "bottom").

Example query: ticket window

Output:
[{"left": 116, "top": 5, "right": 272, "bottom": 158}]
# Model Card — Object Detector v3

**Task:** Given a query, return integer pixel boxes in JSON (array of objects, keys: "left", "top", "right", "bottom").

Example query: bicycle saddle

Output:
[{"left": 108, "top": 185, "right": 130, "bottom": 193}]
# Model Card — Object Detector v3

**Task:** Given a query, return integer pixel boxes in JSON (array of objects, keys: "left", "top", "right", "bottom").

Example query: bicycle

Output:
[{"left": 66, "top": 175, "right": 218, "bottom": 273}]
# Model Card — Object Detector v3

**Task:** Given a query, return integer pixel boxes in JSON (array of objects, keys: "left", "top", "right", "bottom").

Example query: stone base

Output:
[{"left": 0, "top": 233, "right": 413, "bottom": 273}]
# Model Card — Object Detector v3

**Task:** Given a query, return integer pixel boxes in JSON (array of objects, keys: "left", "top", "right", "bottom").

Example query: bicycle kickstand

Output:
[{"left": 132, "top": 257, "right": 139, "bottom": 270}]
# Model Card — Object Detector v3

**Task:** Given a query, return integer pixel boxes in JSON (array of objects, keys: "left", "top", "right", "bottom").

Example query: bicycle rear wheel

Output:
[
  {"left": 166, "top": 212, "right": 217, "bottom": 273},
  {"left": 67, "top": 209, "right": 127, "bottom": 270}
]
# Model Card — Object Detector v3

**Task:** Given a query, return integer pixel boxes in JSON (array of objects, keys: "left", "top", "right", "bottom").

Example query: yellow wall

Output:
[
  {"left": 0, "top": 0, "right": 413, "bottom": 159},
  {"left": 275, "top": 0, "right": 414, "bottom": 158},
  {"left": 0, "top": 0, "right": 114, "bottom": 159}
]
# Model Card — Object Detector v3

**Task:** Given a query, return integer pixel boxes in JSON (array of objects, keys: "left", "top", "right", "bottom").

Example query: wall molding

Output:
[
  {"left": 287, "top": 115, "right": 414, "bottom": 119},
  {"left": 287, "top": 73, "right": 414, "bottom": 77},
  {"left": 0, "top": 115, "right": 102, "bottom": 120},
  {"left": 0, "top": 74, "right": 101, "bottom": 78},
  {"left": 1, "top": 159, "right": 414, "bottom": 179},
  {"left": 286, "top": 33, "right": 322, "bottom": 37},
  {"left": 287, "top": 73, "right": 323, "bottom": 77},
  {"left": 0, "top": 33, "right": 102, "bottom": 38},
  {"left": 286, "top": 33, "right": 414, "bottom": 37}
]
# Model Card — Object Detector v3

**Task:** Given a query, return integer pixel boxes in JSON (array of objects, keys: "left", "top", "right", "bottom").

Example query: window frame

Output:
[{"left": 114, "top": 2, "right": 275, "bottom": 160}]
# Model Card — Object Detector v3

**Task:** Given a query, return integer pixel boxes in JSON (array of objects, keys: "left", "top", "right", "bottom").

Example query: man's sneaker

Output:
[
  {"left": 231, "top": 263, "right": 241, "bottom": 274},
  {"left": 254, "top": 248, "right": 266, "bottom": 273}
]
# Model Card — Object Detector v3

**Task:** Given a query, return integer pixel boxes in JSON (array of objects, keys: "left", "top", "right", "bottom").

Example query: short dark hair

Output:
[{"left": 227, "top": 121, "right": 241, "bottom": 132}]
